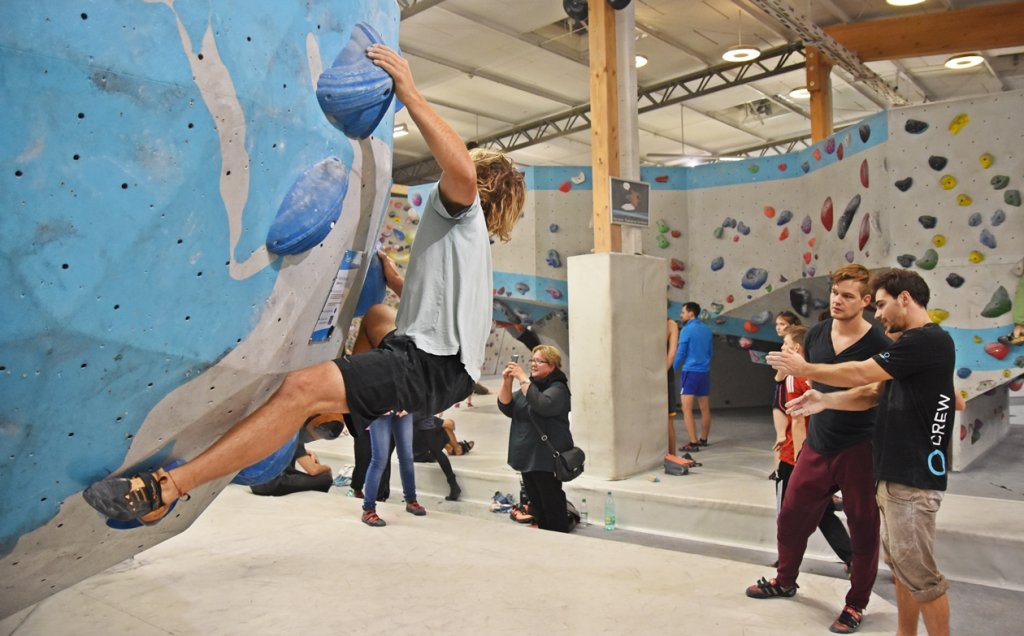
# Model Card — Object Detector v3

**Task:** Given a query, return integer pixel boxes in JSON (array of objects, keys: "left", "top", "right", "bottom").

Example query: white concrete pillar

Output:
[{"left": 567, "top": 252, "right": 665, "bottom": 479}]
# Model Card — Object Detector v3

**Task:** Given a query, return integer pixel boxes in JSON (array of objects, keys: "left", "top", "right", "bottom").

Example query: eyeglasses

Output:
[{"left": 529, "top": 358, "right": 549, "bottom": 365}]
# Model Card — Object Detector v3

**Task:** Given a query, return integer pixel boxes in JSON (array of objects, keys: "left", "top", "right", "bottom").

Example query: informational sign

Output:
[
  {"left": 610, "top": 177, "right": 650, "bottom": 227},
  {"left": 310, "top": 250, "right": 363, "bottom": 343}
]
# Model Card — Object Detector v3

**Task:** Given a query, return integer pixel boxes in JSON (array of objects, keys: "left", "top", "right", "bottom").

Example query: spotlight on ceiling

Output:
[
  {"left": 886, "top": 0, "right": 926, "bottom": 6},
  {"left": 722, "top": 45, "right": 761, "bottom": 63},
  {"left": 788, "top": 86, "right": 810, "bottom": 99},
  {"left": 393, "top": 123, "right": 409, "bottom": 138},
  {"left": 635, "top": 54, "right": 649, "bottom": 68},
  {"left": 944, "top": 53, "right": 984, "bottom": 70}
]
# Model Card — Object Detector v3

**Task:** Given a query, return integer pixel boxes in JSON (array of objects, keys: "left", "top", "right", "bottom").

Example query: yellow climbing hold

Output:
[
  {"left": 928, "top": 309, "right": 949, "bottom": 324},
  {"left": 973, "top": 335, "right": 983, "bottom": 344},
  {"left": 1004, "top": 369, "right": 1013, "bottom": 378},
  {"left": 979, "top": 153, "right": 994, "bottom": 169},
  {"left": 948, "top": 113, "right": 969, "bottom": 134},
  {"left": 957, "top": 194, "right": 973, "bottom": 206},
  {"left": 960, "top": 389, "right": 969, "bottom": 400},
  {"left": 932, "top": 234, "right": 946, "bottom": 248},
  {"left": 968, "top": 250, "right": 984, "bottom": 264},
  {"left": 940, "top": 175, "right": 957, "bottom": 190}
]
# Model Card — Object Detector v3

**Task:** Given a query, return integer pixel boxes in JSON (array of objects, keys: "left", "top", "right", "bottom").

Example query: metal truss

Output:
[{"left": 393, "top": 44, "right": 807, "bottom": 184}]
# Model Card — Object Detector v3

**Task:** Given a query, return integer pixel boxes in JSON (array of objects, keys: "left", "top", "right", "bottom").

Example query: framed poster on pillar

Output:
[{"left": 610, "top": 177, "right": 650, "bottom": 227}]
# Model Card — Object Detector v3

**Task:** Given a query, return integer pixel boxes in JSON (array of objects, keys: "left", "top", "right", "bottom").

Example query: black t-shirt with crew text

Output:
[
  {"left": 804, "top": 319, "right": 891, "bottom": 454},
  {"left": 872, "top": 323, "right": 955, "bottom": 491}
]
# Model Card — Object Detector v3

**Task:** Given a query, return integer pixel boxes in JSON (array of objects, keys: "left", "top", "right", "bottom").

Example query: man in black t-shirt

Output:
[
  {"left": 774, "top": 268, "right": 954, "bottom": 636},
  {"left": 749, "top": 264, "right": 889, "bottom": 635}
]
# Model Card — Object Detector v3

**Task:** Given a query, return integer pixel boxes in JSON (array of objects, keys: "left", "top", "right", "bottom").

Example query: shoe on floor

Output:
[
  {"left": 698, "top": 438, "right": 708, "bottom": 447},
  {"left": 745, "top": 577, "right": 797, "bottom": 599},
  {"left": 663, "top": 460, "right": 689, "bottom": 476},
  {"left": 406, "top": 501, "right": 427, "bottom": 516},
  {"left": 829, "top": 605, "right": 863, "bottom": 633},
  {"left": 361, "top": 509, "right": 386, "bottom": 527},
  {"left": 680, "top": 443, "right": 701, "bottom": 453}
]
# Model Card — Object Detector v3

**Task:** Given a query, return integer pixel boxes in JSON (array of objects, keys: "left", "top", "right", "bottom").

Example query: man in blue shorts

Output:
[
  {"left": 768, "top": 268, "right": 954, "bottom": 635},
  {"left": 673, "top": 301, "right": 713, "bottom": 452},
  {"left": 83, "top": 44, "right": 527, "bottom": 526}
]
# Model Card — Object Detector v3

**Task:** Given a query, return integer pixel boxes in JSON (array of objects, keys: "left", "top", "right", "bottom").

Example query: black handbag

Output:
[{"left": 528, "top": 417, "right": 585, "bottom": 482}]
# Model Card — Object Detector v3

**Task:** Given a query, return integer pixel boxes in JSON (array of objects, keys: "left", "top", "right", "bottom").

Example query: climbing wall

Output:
[
  {"left": 490, "top": 90, "right": 1023, "bottom": 451},
  {"left": 0, "top": 0, "right": 398, "bottom": 617}
]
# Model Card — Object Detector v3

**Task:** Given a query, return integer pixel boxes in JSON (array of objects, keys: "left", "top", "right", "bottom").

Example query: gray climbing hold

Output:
[
  {"left": 980, "top": 229, "right": 997, "bottom": 249},
  {"left": 710, "top": 256, "right": 724, "bottom": 271},
  {"left": 968, "top": 213, "right": 982, "bottom": 227},
  {"left": 1005, "top": 190, "right": 1021, "bottom": 207},
  {"left": 777, "top": 210, "right": 793, "bottom": 226},
  {"left": 836, "top": 194, "right": 861, "bottom": 240},
  {"left": 992, "top": 209, "right": 1006, "bottom": 226},
  {"left": 740, "top": 267, "right": 768, "bottom": 290},
  {"left": 897, "top": 254, "right": 916, "bottom": 268},
  {"left": 917, "top": 215, "right": 936, "bottom": 229}
]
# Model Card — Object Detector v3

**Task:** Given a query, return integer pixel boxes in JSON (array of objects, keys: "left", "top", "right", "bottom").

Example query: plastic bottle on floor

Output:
[
  {"left": 604, "top": 491, "right": 616, "bottom": 531},
  {"left": 580, "top": 498, "right": 589, "bottom": 527}
]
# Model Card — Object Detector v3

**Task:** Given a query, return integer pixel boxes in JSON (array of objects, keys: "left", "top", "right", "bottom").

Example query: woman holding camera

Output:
[{"left": 497, "top": 345, "right": 573, "bottom": 532}]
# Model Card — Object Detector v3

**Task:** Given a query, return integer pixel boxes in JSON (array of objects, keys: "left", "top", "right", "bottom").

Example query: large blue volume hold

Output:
[
  {"left": 316, "top": 22, "right": 395, "bottom": 139},
  {"left": 266, "top": 157, "right": 349, "bottom": 256},
  {"left": 231, "top": 433, "right": 300, "bottom": 486},
  {"left": 354, "top": 250, "right": 388, "bottom": 317}
]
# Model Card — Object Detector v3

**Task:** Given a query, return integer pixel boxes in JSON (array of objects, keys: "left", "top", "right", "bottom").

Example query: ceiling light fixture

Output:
[
  {"left": 788, "top": 86, "right": 810, "bottom": 99},
  {"left": 722, "top": 10, "right": 760, "bottom": 63},
  {"left": 635, "top": 54, "right": 649, "bottom": 69},
  {"left": 393, "top": 123, "right": 409, "bottom": 138},
  {"left": 944, "top": 53, "right": 984, "bottom": 70},
  {"left": 886, "top": 0, "right": 926, "bottom": 6}
]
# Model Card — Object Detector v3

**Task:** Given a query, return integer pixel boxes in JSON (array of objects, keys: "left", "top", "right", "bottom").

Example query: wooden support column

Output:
[
  {"left": 588, "top": 0, "right": 621, "bottom": 253},
  {"left": 805, "top": 46, "right": 834, "bottom": 143}
]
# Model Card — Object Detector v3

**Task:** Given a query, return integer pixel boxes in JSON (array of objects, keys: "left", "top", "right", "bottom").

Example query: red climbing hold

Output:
[
  {"left": 778, "top": 227, "right": 789, "bottom": 241},
  {"left": 821, "top": 197, "right": 834, "bottom": 231},
  {"left": 984, "top": 342, "right": 1009, "bottom": 360},
  {"left": 559, "top": 181, "right": 572, "bottom": 193},
  {"left": 764, "top": 206, "right": 776, "bottom": 218}
]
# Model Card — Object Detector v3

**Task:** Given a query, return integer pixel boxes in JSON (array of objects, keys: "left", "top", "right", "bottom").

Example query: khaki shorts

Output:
[{"left": 876, "top": 480, "right": 948, "bottom": 602}]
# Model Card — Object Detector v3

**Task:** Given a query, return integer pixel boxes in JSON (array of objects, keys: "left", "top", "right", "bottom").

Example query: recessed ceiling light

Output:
[
  {"left": 944, "top": 53, "right": 984, "bottom": 70},
  {"left": 635, "top": 54, "right": 649, "bottom": 69},
  {"left": 393, "top": 123, "right": 409, "bottom": 138},
  {"left": 886, "top": 0, "right": 926, "bottom": 6},
  {"left": 722, "top": 45, "right": 761, "bottom": 63},
  {"left": 788, "top": 87, "right": 810, "bottom": 99}
]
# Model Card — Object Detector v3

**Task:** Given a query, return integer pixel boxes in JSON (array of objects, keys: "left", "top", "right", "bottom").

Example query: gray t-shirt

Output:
[{"left": 395, "top": 183, "right": 492, "bottom": 382}]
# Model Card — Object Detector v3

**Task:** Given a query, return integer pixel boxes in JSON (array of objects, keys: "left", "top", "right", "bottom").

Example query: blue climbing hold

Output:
[
  {"left": 354, "top": 251, "right": 388, "bottom": 317},
  {"left": 266, "top": 157, "right": 349, "bottom": 255},
  {"left": 232, "top": 434, "right": 301, "bottom": 486},
  {"left": 777, "top": 210, "right": 793, "bottom": 226},
  {"left": 710, "top": 256, "right": 724, "bottom": 271},
  {"left": 546, "top": 249, "right": 562, "bottom": 268},
  {"left": 957, "top": 367, "right": 972, "bottom": 379},
  {"left": 316, "top": 23, "right": 396, "bottom": 139},
  {"left": 740, "top": 267, "right": 769, "bottom": 290},
  {"left": 549, "top": 223, "right": 559, "bottom": 233}
]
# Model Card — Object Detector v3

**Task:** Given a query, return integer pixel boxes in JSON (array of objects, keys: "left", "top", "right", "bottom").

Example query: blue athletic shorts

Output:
[{"left": 680, "top": 371, "right": 710, "bottom": 397}]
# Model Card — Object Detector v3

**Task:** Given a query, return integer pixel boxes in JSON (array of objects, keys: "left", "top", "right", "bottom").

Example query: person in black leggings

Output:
[{"left": 412, "top": 414, "right": 462, "bottom": 501}]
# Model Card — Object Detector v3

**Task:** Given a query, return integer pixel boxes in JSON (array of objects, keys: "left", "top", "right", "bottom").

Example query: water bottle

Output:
[
  {"left": 604, "top": 491, "right": 616, "bottom": 531},
  {"left": 580, "top": 498, "right": 589, "bottom": 527}
]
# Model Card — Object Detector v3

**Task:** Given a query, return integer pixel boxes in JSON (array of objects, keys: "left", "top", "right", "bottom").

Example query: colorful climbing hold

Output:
[
  {"left": 837, "top": 194, "right": 861, "bottom": 240},
  {"left": 777, "top": 163, "right": 788, "bottom": 172},
  {"left": 751, "top": 310, "right": 773, "bottom": 325},
  {"left": 743, "top": 321, "right": 759, "bottom": 333},
  {"left": 713, "top": 226, "right": 724, "bottom": 239},
  {"left": 710, "top": 256, "right": 724, "bottom": 271},
  {"left": 655, "top": 174, "right": 669, "bottom": 183},
  {"left": 896, "top": 254, "right": 916, "bottom": 267},
  {"left": 860, "top": 160, "right": 869, "bottom": 188},
  {"left": 957, "top": 367, "right": 972, "bottom": 379},
  {"left": 929, "top": 156, "right": 948, "bottom": 171},
  {"left": 859, "top": 124, "right": 871, "bottom": 143},
  {"left": 801, "top": 161, "right": 810, "bottom": 174},
  {"left": 740, "top": 267, "right": 769, "bottom": 290},
  {"left": 670, "top": 258, "right": 685, "bottom": 272},
  {"left": 549, "top": 223, "right": 559, "bottom": 233},
  {"left": 917, "top": 248, "right": 938, "bottom": 270},
  {"left": 968, "top": 250, "right": 984, "bottom": 264},
  {"left": 803, "top": 252, "right": 812, "bottom": 265},
  {"left": 845, "top": 250, "right": 855, "bottom": 263},
  {"left": 928, "top": 309, "right": 949, "bottom": 324},
  {"left": 671, "top": 229, "right": 681, "bottom": 238},
  {"left": 948, "top": 113, "right": 969, "bottom": 134},
  {"left": 777, "top": 210, "right": 793, "bottom": 225},
  {"left": 940, "top": 175, "right": 956, "bottom": 190},
  {"left": 669, "top": 275, "right": 685, "bottom": 289},
  {"left": 895, "top": 177, "right": 913, "bottom": 192},
  {"left": 657, "top": 235, "right": 670, "bottom": 249},
  {"left": 813, "top": 148, "right": 822, "bottom": 161},
  {"left": 800, "top": 215, "right": 812, "bottom": 234},
  {"left": 558, "top": 181, "right": 571, "bottom": 193},
  {"left": 725, "top": 294, "right": 734, "bottom": 303},
  {"left": 980, "top": 229, "right": 997, "bottom": 249},
  {"left": 545, "top": 287, "right": 563, "bottom": 300},
  {"left": 656, "top": 219, "right": 669, "bottom": 233},
  {"left": 991, "top": 175, "right": 1009, "bottom": 190},
  {"left": 973, "top": 335, "right": 983, "bottom": 344},
  {"left": 981, "top": 286, "right": 1011, "bottom": 318},
  {"left": 821, "top": 197, "right": 834, "bottom": 231},
  {"left": 825, "top": 138, "right": 836, "bottom": 154},
  {"left": 932, "top": 234, "right": 946, "bottom": 248},
  {"left": 736, "top": 222, "right": 750, "bottom": 236},
  {"left": 411, "top": 193, "right": 422, "bottom": 207},
  {"left": 748, "top": 164, "right": 759, "bottom": 174},
  {"left": 905, "top": 119, "right": 929, "bottom": 134},
  {"left": 984, "top": 342, "right": 1010, "bottom": 360},
  {"left": 515, "top": 282, "right": 530, "bottom": 294},
  {"left": 858, "top": 213, "right": 870, "bottom": 250},
  {"left": 764, "top": 206, "right": 776, "bottom": 218},
  {"left": 836, "top": 144, "right": 844, "bottom": 160},
  {"left": 808, "top": 237, "right": 816, "bottom": 248},
  {"left": 778, "top": 227, "right": 789, "bottom": 241},
  {"left": 946, "top": 273, "right": 965, "bottom": 288},
  {"left": 571, "top": 171, "right": 586, "bottom": 185},
  {"left": 992, "top": 209, "right": 1006, "bottom": 226},
  {"left": 738, "top": 337, "right": 754, "bottom": 350},
  {"left": 1005, "top": 190, "right": 1021, "bottom": 206},
  {"left": 546, "top": 249, "right": 562, "bottom": 268},
  {"left": 957, "top": 194, "right": 973, "bottom": 206},
  {"left": 968, "top": 212, "right": 982, "bottom": 227},
  {"left": 979, "top": 153, "right": 993, "bottom": 169}
]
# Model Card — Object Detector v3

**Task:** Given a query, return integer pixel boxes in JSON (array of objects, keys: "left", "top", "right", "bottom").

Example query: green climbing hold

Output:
[
  {"left": 916, "top": 248, "right": 938, "bottom": 271},
  {"left": 1005, "top": 189, "right": 1021, "bottom": 207},
  {"left": 748, "top": 164, "right": 760, "bottom": 174},
  {"left": 980, "top": 285, "right": 1011, "bottom": 318},
  {"left": 713, "top": 226, "right": 724, "bottom": 239},
  {"left": 990, "top": 175, "right": 1009, "bottom": 190},
  {"left": 656, "top": 219, "right": 669, "bottom": 234},
  {"left": 657, "top": 234, "right": 670, "bottom": 249}
]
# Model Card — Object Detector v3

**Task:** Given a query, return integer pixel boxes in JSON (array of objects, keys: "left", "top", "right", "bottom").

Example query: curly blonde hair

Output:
[{"left": 471, "top": 148, "right": 525, "bottom": 243}]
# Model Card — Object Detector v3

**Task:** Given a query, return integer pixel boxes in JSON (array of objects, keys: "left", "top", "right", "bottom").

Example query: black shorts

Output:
[
  {"left": 334, "top": 331, "right": 474, "bottom": 429},
  {"left": 668, "top": 369, "right": 680, "bottom": 414}
]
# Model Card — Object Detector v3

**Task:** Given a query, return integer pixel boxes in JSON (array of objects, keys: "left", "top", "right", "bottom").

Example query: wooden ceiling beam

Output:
[{"left": 823, "top": 2, "right": 1024, "bottom": 62}]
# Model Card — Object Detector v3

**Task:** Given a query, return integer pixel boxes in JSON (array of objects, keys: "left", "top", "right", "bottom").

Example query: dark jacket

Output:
[{"left": 497, "top": 377, "right": 572, "bottom": 473}]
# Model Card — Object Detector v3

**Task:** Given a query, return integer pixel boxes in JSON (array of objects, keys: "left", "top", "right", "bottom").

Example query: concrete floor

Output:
[{"left": 2, "top": 393, "right": 1020, "bottom": 635}]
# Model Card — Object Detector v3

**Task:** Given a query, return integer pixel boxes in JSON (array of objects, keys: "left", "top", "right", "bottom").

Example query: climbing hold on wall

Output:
[
  {"left": 990, "top": 175, "right": 1009, "bottom": 190},
  {"left": 813, "top": 148, "right": 822, "bottom": 161},
  {"left": 895, "top": 177, "right": 913, "bottom": 192},
  {"left": 803, "top": 252, "right": 812, "bottom": 264},
  {"left": 836, "top": 195, "right": 861, "bottom": 240},
  {"left": 736, "top": 222, "right": 751, "bottom": 236},
  {"left": 980, "top": 229, "right": 997, "bottom": 249},
  {"left": 655, "top": 175, "right": 669, "bottom": 183},
  {"left": 825, "top": 138, "right": 836, "bottom": 154},
  {"left": 860, "top": 160, "right": 869, "bottom": 188},
  {"left": 928, "top": 308, "right": 949, "bottom": 324},
  {"left": 984, "top": 342, "right": 1010, "bottom": 360},
  {"left": 722, "top": 217, "right": 737, "bottom": 228},
  {"left": 546, "top": 249, "right": 562, "bottom": 268},
  {"left": 710, "top": 256, "right": 724, "bottom": 271},
  {"left": 858, "top": 214, "right": 870, "bottom": 250},
  {"left": 929, "top": 156, "right": 948, "bottom": 171},
  {"left": 743, "top": 320, "right": 759, "bottom": 333},
  {"left": 968, "top": 212, "right": 982, "bottom": 227},
  {"left": 957, "top": 194, "right": 973, "bottom": 206},
  {"left": 968, "top": 250, "right": 985, "bottom": 264},
  {"left": 957, "top": 367, "right": 972, "bottom": 379},
  {"left": 657, "top": 235, "right": 670, "bottom": 249},
  {"left": 571, "top": 171, "right": 586, "bottom": 185},
  {"left": 777, "top": 210, "right": 793, "bottom": 226},
  {"left": 836, "top": 144, "right": 844, "bottom": 160},
  {"left": 979, "top": 153, "right": 994, "bottom": 169},
  {"left": 657, "top": 219, "right": 669, "bottom": 233},
  {"left": 821, "top": 197, "right": 834, "bottom": 231},
  {"left": 948, "top": 113, "right": 969, "bottom": 134},
  {"left": 764, "top": 206, "right": 776, "bottom": 218},
  {"left": 946, "top": 273, "right": 965, "bottom": 288},
  {"left": 751, "top": 310, "right": 773, "bottom": 325},
  {"left": 905, "top": 119, "right": 929, "bottom": 134},
  {"left": 266, "top": 156, "right": 349, "bottom": 256},
  {"left": 748, "top": 164, "right": 760, "bottom": 173},
  {"left": 973, "top": 335, "right": 983, "bottom": 344},
  {"left": 790, "top": 288, "right": 811, "bottom": 317},
  {"left": 778, "top": 227, "right": 789, "bottom": 241},
  {"left": 800, "top": 215, "right": 812, "bottom": 234},
  {"left": 713, "top": 227, "right": 724, "bottom": 239},
  {"left": 845, "top": 250, "right": 855, "bottom": 263},
  {"left": 992, "top": 209, "right": 1006, "bottom": 226},
  {"left": 808, "top": 237, "right": 817, "bottom": 248},
  {"left": 670, "top": 258, "right": 685, "bottom": 272},
  {"left": 671, "top": 229, "right": 681, "bottom": 238},
  {"left": 1005, "top": 190, "right": 1021, "bottom": 206},
  {"left": 896, "top": 254, "right": 916, "bottom": 267},
  {"left": 410, "top": 193, "right": 423, "bottom": 207},
  {"left": 738, "top": 337, "right": 754, "bottom": 350},
  {"left": 558, "top": 181, "right": 572, "bottom": 193},
  {"left": 801, "top": 161, "right": 810, "bottom": 174},
  {"left": 859, "top": 124, "right": 871, "bottom": 142},
  {"left": 315, "top": 23, "right": 397, "bottom": 139},
  {"left": 732, "top": 235, "right": 741, "bottom": 243},
  {"left": 548, "top": 223, "right": 559, "bottom": 233},
  {"left": 669, "top": 275, "right": 685, "bottom": 289},
  {"left": 916, "top": 249, "right": 938, "bottom": 270},
  {"left": 709, "top": 304, "right": 723, "bottom": 316},
  {"left": 725, "top": 294, "right": 735, "bottom": 303},
  {"left": 981, "top": 286, "right": 1011, "bottom": 318},
  {"left": 515, "top": 282, "right": 530, "bottom": 295},
  {"left": 778, "top": 163, "right": 788, "bottom": 172},
  {"left": 545, "top": 287, "right": 563, "bottom": 300},
  {"left": 940, "top": 175, "right": 957, "bottom": 190},
  {"left": 392, "top": 228, "right": 406, "bottom": 242},
  {"left": 932, "top": 234, "right": 946, "bottom": 248},
  {"left": 740, "top": 267, "right": 769, "bottom": 290}
]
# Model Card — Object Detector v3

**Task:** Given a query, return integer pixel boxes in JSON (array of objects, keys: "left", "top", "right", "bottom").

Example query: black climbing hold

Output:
[
  {"left": 928, "top": 155, "right": 947, "bottom": 171},
  {"left": 896, "top": 254, "right": 916, "bottom": 268},
  {"left": 945, "top": 273, "right": 965, "bottom": 288},
  {"left": 905, "top": 119, "right": 928, "bottom": 134},
  {"left": 917, "top": 215, "right": 936, "bottom": 229},
  {"left": 895, "top": 177, "right": 913, "bottom": 192}
]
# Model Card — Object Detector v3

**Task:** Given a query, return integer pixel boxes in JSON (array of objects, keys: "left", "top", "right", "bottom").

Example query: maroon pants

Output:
[{"left": 776, "top": 440, "right": 879, "bottom": 610}]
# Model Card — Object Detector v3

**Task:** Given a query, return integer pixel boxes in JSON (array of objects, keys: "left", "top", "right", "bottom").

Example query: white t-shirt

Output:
[{"left": 395, "top": 183, "right": 492, "bottom": 382}]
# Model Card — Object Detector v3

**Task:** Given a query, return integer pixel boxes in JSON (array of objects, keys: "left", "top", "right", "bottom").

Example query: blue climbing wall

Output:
[{"left": 1, "top": 0, "right": 398, "bottom": 617}]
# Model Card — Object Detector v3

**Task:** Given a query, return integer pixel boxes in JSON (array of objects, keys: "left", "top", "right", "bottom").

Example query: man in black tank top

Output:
[{"left": 746, "top": 265, "right": 889, "bottom": 635}]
